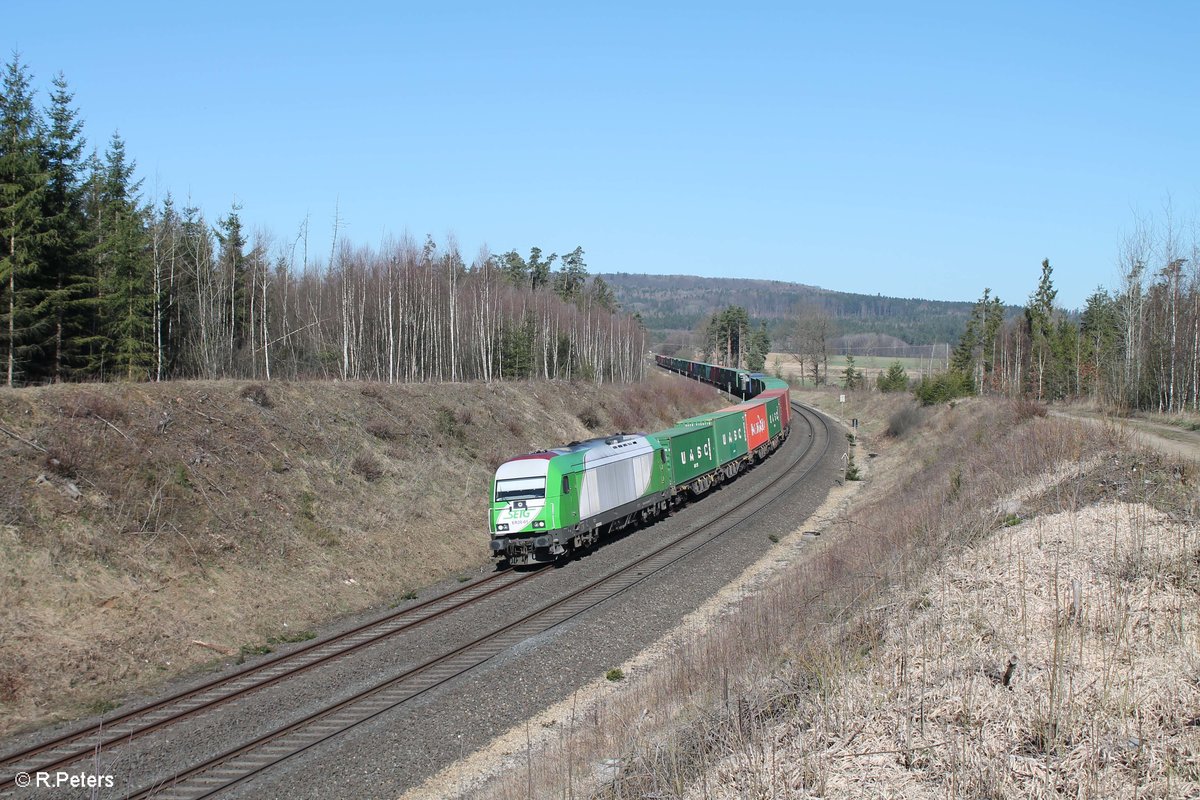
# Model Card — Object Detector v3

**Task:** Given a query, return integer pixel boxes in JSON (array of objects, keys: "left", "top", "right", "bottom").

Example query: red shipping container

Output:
[
  {"left": 728, "top": 400, "right": 769, "bottom": 450},
  {"left": 757, "top": 388, "right": 790, "bottom": 429}
]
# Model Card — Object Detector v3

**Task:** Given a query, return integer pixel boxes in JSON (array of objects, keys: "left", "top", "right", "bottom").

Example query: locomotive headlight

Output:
[
  {"left": 496, "top": 523, "right": 509, "bottom": 532},
  {"left": 532, "top": 520, "right": 546, "bottom": 529}
]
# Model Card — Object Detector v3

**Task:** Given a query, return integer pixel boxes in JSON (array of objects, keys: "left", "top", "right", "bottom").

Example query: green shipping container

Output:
[
  {"left": 651, "top": 425, "right": 718, "bottom": 485},
  {"left": 677, "top": 409, "right": 748, "bottom": 466},
  {"left": 760, "top": 395, "right": 782, "bottom": 438}
]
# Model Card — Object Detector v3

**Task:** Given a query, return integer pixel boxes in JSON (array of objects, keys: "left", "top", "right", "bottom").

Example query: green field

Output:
[{"left": 764, "top": 353, "right": 939, "bottom": 388}]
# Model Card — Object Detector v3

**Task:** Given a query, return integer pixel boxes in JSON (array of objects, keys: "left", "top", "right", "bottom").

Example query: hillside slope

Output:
[
  {"left": 0, "top": 373, "right": 725, "bottom": 735},
  {"left": 599, "top": 272, "right": 1022, "bottom": 348}
]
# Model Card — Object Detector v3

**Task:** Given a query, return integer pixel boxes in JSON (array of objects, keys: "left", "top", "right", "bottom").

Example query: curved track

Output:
[
  {"left": 1, "top": 401, "right": 834, "bottom": 800},
  {"left": 131, "top": 403, "right": 831, "bottom": 800},
  {"left": 0, "top": 567, "right": 546, "bottom": 792}
]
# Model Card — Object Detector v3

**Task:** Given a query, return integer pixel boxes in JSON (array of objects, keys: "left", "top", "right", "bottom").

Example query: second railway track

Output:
[
  {"left": 2, "top": 401, "right": 836, "bottom": 800},
  {"left": 0, "top": 566, "right": 547, "bottom": 793}
]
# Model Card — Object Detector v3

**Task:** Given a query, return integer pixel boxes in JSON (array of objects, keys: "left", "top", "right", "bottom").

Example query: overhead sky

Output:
[{"left": 9, "top": 1, "right": 1199, "bottom": 310}]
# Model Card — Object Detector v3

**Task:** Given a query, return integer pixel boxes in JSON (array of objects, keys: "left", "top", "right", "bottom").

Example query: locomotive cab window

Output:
[
  {"left": 562, "top": 475, "right": 570, "bottom": 494},
  {"left": 495, "top": 478, "right": 546, "bottom": 501}
]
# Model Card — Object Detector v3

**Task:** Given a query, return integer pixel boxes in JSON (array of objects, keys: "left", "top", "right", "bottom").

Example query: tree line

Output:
[
  {"left": 0, "top": 56, "right": 644, "bottom": 387},
  {"left": 927, "top": 214, "right": 1200, "bottom": 411}
]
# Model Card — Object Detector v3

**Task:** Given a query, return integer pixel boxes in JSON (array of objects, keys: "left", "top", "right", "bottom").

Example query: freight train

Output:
[{"left": 488, "top": 356, "right": 792, "bottom": 566}]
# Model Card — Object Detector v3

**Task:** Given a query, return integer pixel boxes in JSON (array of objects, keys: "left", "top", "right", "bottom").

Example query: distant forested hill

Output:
[{"left": 598, "top": 273, "right": 1019, "bottom": 349}]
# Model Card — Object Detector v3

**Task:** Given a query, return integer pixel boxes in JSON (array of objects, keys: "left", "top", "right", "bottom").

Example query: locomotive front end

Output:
[{"left": 489, "top": 451, "right": 576, "bottom": 566}]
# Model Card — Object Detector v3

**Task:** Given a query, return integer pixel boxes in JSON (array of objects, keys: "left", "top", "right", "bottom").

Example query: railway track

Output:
[
  {"left": 2, "top": 401, "right": 834, "bottom": 799},
  {"left": 0, "top": 566, "right": 545, "bottom": 793}
]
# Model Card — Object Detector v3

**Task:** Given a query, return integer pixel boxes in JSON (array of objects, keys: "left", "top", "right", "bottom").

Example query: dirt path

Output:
[{"left": 1050, "top": 407, "right": 1200, "bottom": 462}]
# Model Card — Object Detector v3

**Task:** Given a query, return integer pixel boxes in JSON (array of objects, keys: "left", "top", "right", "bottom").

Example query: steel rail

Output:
[
  {"left": 124, "top": 403, "right": 832, "bottom": 800},
  {"left": 0, "top": 565, "right": 545, "bottom": 790}
]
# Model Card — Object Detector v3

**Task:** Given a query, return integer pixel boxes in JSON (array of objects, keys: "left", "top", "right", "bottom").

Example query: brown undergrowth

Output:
[
  {"left": 0, "top": 372, "right": 724, "bottom": 737},
  {"left": 468, "top": 394, "right": 1198, "bottom": 799}
]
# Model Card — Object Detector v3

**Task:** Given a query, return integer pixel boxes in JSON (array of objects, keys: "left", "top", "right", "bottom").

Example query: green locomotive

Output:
[
  {"left": 489, "top": 434, "right": 674, "bottom": 566},
  {"left": 489, "top": 357, "right": 793, "bottom": 566}
]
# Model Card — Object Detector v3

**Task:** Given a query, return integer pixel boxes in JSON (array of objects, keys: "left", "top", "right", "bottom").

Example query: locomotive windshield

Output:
[{"left": 495, "top": 477, "right": 546, "bottom": 501}]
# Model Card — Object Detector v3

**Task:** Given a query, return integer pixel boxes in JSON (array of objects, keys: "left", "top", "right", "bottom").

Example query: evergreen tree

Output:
[
  {"left": 0, "top": 54, "right": 48, "bottom": 386},
  {"left": 951, "top": 288, "right": 1005, "bottom": 393},
  {"left": 528, "top": 246, "right": 557, "bottom": 291},
  {"left": 950, "top": 307, "right": 978, "bottom": 374},
  {"left": 1049, "top": 316, "right": 1079, "bottom": 400},
  {"left": 841, "top": 354, "right": 862, "bottom": 389},
  {"left": 215, "top": 204, "right": 248, "bottom": 355},
  {"left": 747, "top": 321, "right": 769, "bottom": 371},
  {"left": 553, "top": 246, "right": 586, "bottom": 300},
  {"left": 980, "top": 291, "right": 1004, "bottom": 382},
  {"left": 94, "top": 132, "right": 152, "bottom": 379},
  {"left": 499, "top": 312, "right": 535, "bottom": 378},
  {"left": 706, "top": 305, "right": 750, "bottom": 367},
  {"left": 589, "top": 276, "right": 617, "bottom": 312},
  {"left": 38, "top": 72, "right": 89, "bottom": 381},
  {"left": 1080, "top": 287, "right": 1119, "bottom": 400},
  {"left": 498, "top": 249, "right": 528, "bottom": 286},
  {"left": 877, "top": 361, "right": 909, "bottom": 392},
  {"left": 1025, "top": 259, "right": 1057, "bottom": 400},
  {"left": 913, "top": 370, "right": 974, "bottom": 405}
]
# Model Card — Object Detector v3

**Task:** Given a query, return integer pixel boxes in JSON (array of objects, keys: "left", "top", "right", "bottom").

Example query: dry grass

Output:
[
  {"left": 679, "top": 503, "right": 1200, "bottom": 799},
  {"left": 0, "top": 371, "right": 724, "bottom": 737},
  {"left": 461, "top": 393, "right": 1199, "bottom": 800}
]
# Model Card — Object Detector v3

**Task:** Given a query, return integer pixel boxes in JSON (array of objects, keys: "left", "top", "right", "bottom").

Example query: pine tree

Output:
[
  {"left": 877, "top": 361, "right": 909, "bottom": 392},
  {"left": 841, "top": 355, "right": 861, "bottom": 389},
  {"left": 747, "top": 321, "right": 769, "bottom": 371},
  {"left": 1026, "top": 259, "right": 1057, "bottom": 400},
  {"left": 589, "top": 276, "right": 617, "bottom": 312},
  {"left": 706, "top": 305, "right": 750, "bottom": 367},
  {"left": 0, "top": 54, "right": 48, "bottom": 386},
  {"left": 95, "top": 132, "right": 152, "bottom": 379},
  {"left": 1080, "top": 287, "right": 1119, "bottom": 401},
  {"left": 215, "top": 204, "right": 248, "bottom": 358},
  {"left": 498, "top": 249, "right": 528, "bottom": 286},
  {"left": 528, "top": 246, "right": 557, "bottom": 292},
  {"left": 553, "top": 246, "right": 586, "bottom": 301},
  {"left": 951, "top": 288, "right": 1004, "bottom": 393},
  {"left": 38, "top": 72, "right": 89, "bottom": 381}
]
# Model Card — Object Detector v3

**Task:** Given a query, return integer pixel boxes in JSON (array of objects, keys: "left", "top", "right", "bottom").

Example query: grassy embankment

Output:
[
  {"left": 0, "top": 371, "right": 726, "bottom": 737},
  {"left": 471, "top": 388, "right": 1199, "bottom": 799}
]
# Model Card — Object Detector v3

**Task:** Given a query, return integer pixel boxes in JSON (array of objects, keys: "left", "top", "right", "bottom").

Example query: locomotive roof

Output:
[{"left": 495, "top": 434, "right": 654, "bottom": 478}]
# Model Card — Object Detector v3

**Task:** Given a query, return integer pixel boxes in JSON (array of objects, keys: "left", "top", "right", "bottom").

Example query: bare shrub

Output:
[
  {"left": 365, "top": 418, "right": 398, "bottom": 441},
  {"left": 886, "top": 404, "right": 923, "bottom": 438},
  {"left": 455, "top": 408, "right": 473, "bottom": 427},
  {"left": 504, "top": 417, "right": 523, "bottom": 437},
  {"left": 0, "top": 668, "right": 19, "bottom": 703},
  {"left": 67, "top": 393, "right": 127, "bottom": 423},
  {"left": 578, "top": 407, "right": 603, "bottom": 430},
  {"left": 43, "top": 447, "right": 80, "bottom": 478},
  {"left": 350, "top": 451, "right": 384, "bottom": 482},
  {"left": 436, "top": 408, "right": 463, "bottom": 440},
  {"left": 1013, "top": 397, "right": 1048, "bottom": 421},
  {"left": 610, "top": 408, "right": 639, "bottom": 434},
  {"left": 240, "top": 384, "right": 273, "bottom": 408},
  {"left": 485, "top": 447, "right": 510, "bottom": 471}
]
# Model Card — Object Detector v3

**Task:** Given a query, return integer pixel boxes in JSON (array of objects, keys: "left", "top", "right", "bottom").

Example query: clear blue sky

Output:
[{"left": 10, "top": 1, "right": 1199, "bottom": 310}]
